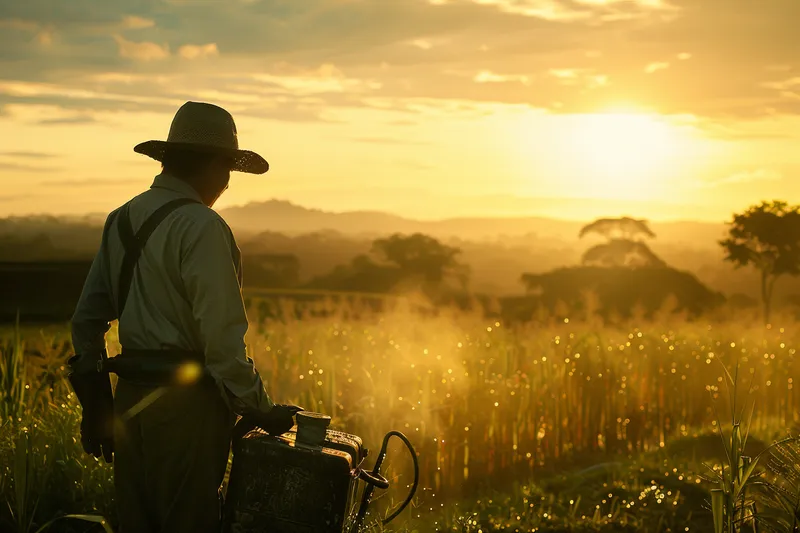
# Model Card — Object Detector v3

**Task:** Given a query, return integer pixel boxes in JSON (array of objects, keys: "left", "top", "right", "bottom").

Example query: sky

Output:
[{"left": 0, "top": 0, "right": 798, "bottom": 222}]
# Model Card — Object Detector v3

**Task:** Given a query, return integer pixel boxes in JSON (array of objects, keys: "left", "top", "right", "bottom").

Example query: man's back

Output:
[
  {"left": 72, "top": 172, "right": 273, "bottom": 413},
  {"left": 106, "top": 177, "right": 228, "bottom": 351}
]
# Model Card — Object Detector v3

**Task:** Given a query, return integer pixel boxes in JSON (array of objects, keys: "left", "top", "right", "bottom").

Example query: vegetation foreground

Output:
[{"left": 3, "top": 299, "right": 800, "bottom": 532}]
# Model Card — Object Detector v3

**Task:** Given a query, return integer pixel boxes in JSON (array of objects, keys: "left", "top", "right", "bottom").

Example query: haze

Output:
[{"left": 0, "top": 0, "right": 798, "bottom": 222}]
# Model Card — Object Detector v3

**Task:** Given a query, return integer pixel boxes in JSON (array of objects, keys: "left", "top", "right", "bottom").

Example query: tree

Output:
[
  {"left": 578, "top": 217, "right": 663, "bottom": 267},
  {"left": 520, "top": 266, "right": 723, "bottom": 320},
  {"left": 582, "top": 239, "right": 666, "bottom": 268},
  {"left": 307, "top": 233, "right": 470, "bottom": 297},
  {"left": 371, "top": 233, "right": 469, "bottom": 289},
  {"left": 720, "top": 200, "right": 800, "bottom": 324},
  {"left": 579, "top": 217, "right": 656, "bottom": 240},
  {"left": 241, "top": 253, "right": 301, "bottom": 289}
]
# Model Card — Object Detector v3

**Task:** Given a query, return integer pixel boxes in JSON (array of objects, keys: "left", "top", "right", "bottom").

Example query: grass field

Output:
[{"left": 2, "top": 296, "right": 800, "bottom": 532}]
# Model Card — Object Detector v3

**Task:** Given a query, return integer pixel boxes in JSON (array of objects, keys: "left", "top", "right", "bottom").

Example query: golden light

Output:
[
  {"left": 505, "top": 106, "right": 701, "bottom": 206},
  {"left": 176, "top": 361, "right": 204, "bottom": 385},
  {"left": 566, "top": 112, "right": 679, "bottom": 199}
]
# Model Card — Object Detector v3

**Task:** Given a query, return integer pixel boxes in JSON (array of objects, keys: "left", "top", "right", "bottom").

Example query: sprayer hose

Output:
[{"left": 381, "top": 430, "right": 420, "bottom": 525}]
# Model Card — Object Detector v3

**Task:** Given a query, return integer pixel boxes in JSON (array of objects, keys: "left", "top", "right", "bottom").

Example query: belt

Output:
[{"left": 100, "top": 349, "right": 210, "bottom": 386}]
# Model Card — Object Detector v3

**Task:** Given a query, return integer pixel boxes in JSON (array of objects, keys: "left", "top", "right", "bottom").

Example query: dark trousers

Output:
[{"left": 113, "top": 377, "right": 233, "bottom": 533}]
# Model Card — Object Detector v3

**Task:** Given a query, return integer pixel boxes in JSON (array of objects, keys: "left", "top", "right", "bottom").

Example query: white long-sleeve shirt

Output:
[{"left": 70, "top": 172, "right": 274, "bottom": 414}]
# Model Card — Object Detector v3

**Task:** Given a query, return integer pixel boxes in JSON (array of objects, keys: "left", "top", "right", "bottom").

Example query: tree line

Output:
[
  {"left": 0, "top": 200, "right": 796, "bottom": 323},
  {"left": 280, "top": 199, "right": 800, "bottom": 324}
]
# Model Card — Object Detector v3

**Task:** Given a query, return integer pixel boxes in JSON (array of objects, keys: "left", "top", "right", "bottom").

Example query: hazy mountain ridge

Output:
[
  {"left": 218, "top": 200, "right": 727, "bottom": 247},
  {"left": 0, "top": 199, "right": 766, "bottom": 300},
  {"left": 0, "top": 199, "right": 728, "bottom": 247}
]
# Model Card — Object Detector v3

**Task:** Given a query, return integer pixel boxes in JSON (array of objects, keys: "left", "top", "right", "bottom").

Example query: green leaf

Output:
[
  {"left": 33, "top": 514, "right": 114, "bottom": 533},
  {"left": 735, "top": 455, "right": 759, "bottom": 500},
  {"left": 712, "top": 489, "right": 725, "bottom": 533}
]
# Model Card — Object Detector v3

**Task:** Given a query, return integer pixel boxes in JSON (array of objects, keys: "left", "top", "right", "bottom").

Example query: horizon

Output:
[
  {"left": 1, "top": 0, "right": 798, "bottom": 221},
  {"left": 0, "top": 193, "right": 741, "bottom": 226}
]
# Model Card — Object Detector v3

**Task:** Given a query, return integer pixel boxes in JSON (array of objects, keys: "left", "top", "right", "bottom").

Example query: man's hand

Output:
[
  {"left": 67, "top": 352, "right": 115, "bottom": 464},
  {"left": 80, "top": 414, "right": 114, "bottom": 463},
  {"left": 231, "top": 404, "right": 305, "bottom": 441},
  {"left": 254, "top": 404, "right": 304, "bottom": 436}
]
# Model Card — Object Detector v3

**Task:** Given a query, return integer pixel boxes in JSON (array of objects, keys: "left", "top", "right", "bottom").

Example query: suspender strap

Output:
[{"left": 116, "top": 198, "right": 200, "bottom": 315}]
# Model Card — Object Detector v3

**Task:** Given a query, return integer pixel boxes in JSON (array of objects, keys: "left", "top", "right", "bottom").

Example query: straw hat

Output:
[{"left": 134, "top": 101, "right": 269, "bottom": 174}]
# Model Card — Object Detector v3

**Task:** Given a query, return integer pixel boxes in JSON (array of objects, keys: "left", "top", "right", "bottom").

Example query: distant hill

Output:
[
  {"left": 217, "top": 200, "right": 727, "bottom": 247},
  {"left": 0, "top": 199, "right": 728, "bottom": 248},
  {"left": 0, "top": 199, "right": 770, "bottom": 302}
]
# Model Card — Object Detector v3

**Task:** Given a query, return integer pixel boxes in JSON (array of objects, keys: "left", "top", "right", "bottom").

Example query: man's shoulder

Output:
[
  {"left": 106, "top": 191, "right": 232, "bottom": 238},
  {"left": 177, "top": 202, "right": 230, "bottom": 228},
  {"left": 171, "top": 203, "right": 236, "bottom": 246}
]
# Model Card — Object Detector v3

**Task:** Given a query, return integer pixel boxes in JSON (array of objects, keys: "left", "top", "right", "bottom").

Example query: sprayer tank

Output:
[{"left": 222, "top": 412, "right": 368, "bottom": 533}]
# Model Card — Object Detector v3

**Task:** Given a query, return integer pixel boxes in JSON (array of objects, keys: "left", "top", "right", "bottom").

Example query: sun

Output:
[
  {"left": 496, "top": 105, "right": 704, "bottom": 205},
  {"left": 567, "top": 111, "right": 679, "bottom": 199}
]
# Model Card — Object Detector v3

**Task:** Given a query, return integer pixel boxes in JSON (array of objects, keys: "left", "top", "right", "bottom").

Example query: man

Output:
[{"left": 69, "top": 101, "right": 300, "bottom": 533}]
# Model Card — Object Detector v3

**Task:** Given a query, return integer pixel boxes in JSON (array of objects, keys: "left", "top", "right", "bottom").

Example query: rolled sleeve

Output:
[
  {"left": 180, "top": 215, "right": 274, "bottom": 414},
  {"left": 71, "top": 213, "right": 117, "bottom": 355}
]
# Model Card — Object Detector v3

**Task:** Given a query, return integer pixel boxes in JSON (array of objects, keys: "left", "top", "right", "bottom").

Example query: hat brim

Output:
[{"left": 134, "top": 140, "right": 269, "bottom": 174}]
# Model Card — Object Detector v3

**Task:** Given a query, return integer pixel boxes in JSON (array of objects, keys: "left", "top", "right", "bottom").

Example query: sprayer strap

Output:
[{"left": 116, "top": 198, "right": 200, "bottom": 316}]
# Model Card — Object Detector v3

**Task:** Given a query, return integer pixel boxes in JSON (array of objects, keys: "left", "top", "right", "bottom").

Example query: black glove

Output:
[
  {"left": 232, "top": 404, "right": 305, "bottom": 441},
  {"left": 255, "top": 404, "right": 304, "bottom": 436},
  {"left": 67, "top": 352, "right": 115, "bottom": 463},
  {"left": 80, "top": 415, "right": 114, "bottom": 463}
]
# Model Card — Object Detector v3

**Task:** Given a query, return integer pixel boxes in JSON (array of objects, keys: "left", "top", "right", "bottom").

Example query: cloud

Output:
[
  {"left": 36, "top": 29, "right": 53, "bottom": 46},
  {"left": 0, "top": 194, "right": 37, "bottom": 203},
  {"left": 695, "top": 120, "right": 795, "bottom": 141},
  {"left": 409, "top": 39, "right": 433, "bottom": 50},
  {"left": 459, "top": 0, "right": 658, "bottom": 21},
  {"left": 474, "top": 70, "right": 530, "bottom": 85},
  {"left": 763, "top": 77, "right": 800, "bottom": 101},
  {"left": 40, "top": 178, "right": 142, "bottom": 188},
  {"left": 700, "top": 169, "right": 783, "bottom": 188},
  {"left": 0, "top": 80, "right": 185, "bottom": 113},
  {"left": 0, "top": 151, "right": 56, "bottom": 159},
  {"left": 178, "top": 43, "right": 219, "bottom": 60},
  {"left": 465, "top": 0, "right": 592, "bottom": 21},
  {"left": 395, "top": 159, "right": 435, "bottom": 171},
  {"left": 0, "top": 0, "right": 798, "bottom": 121},
  {"left": 36, "top": 114, "right": 97, "bottom": 125},
  {"left": 644, "top": 62, "right": 669, "bottom": 74},
  {"left": 548, "top": 69, "right": 609, "bottom": 89},
  {"left": 352, "top": 136, "right": 429, "bottom": 146},
  {"left": 113, "top": 35, "right": 169, "bottom": 61},
  {"left": 0, "top": 18, "right": 39, "bottom": 31},
  {"left": 0, "top": 162, "right": 61, "bottom": 172},
  {"left": 122, "top": 15, "right": 155, "bottom": 30},
  {"left": 723, "top": 169, "right": 783, "bottom": 184},
  {"left": 251, "top": 63, "right": 381, "bottom": 95},
  {"left": 451, "top": 0, "right": 675, "bottom": 22},
  {"left": 0, "top": 17, "right": 54, "bottom": 47}
]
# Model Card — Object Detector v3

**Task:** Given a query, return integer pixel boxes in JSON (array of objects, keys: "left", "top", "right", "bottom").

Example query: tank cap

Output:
[
  {"left": 296, "top": 412, "right": 331, "bottom": 447},
  {"left": 297, "top": 411, "right": 331, "bottom": 428}
]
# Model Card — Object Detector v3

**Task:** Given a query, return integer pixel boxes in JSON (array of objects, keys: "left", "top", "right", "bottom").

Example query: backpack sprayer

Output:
[{"left": 222, "top": 411, "right": 419, "bottom": 533}]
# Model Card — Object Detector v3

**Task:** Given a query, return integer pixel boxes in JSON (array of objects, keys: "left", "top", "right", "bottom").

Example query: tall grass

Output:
[
  {"left": 1, "top": 320, "right": 114, "bottom": 533},
  {"left": 2, "top": 298, "right": 800, "bottom": 531},
  {"left": 245, "top": 298, "right": 800, "bottom": 505}
]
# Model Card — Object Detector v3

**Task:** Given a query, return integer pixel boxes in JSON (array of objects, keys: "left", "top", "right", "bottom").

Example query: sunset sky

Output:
[{"left": 0, "top": 0, "right": 798, "bottom": 222}]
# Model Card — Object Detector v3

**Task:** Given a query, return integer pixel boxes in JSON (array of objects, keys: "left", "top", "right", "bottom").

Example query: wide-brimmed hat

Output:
[{"left": 134, "top": 101, "right": 269, "bottom": 174}]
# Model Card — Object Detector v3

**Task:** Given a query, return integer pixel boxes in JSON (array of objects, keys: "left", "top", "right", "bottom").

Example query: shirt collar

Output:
[{"left": 150, "top": 173, "right": 204, "bottom": 204}]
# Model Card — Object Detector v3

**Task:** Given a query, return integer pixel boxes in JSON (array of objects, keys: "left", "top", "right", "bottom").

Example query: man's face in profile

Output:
[{"left": 204, "top": 156, "right": 233, "bottom": 207}]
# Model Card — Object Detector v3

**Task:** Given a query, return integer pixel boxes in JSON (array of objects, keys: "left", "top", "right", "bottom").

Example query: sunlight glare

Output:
[
  {"left": 564, "top": 111, "right": 681, "bottom": 199},
  {"left": 575, "top": 113, "right": 674, "bottom": 171}
]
